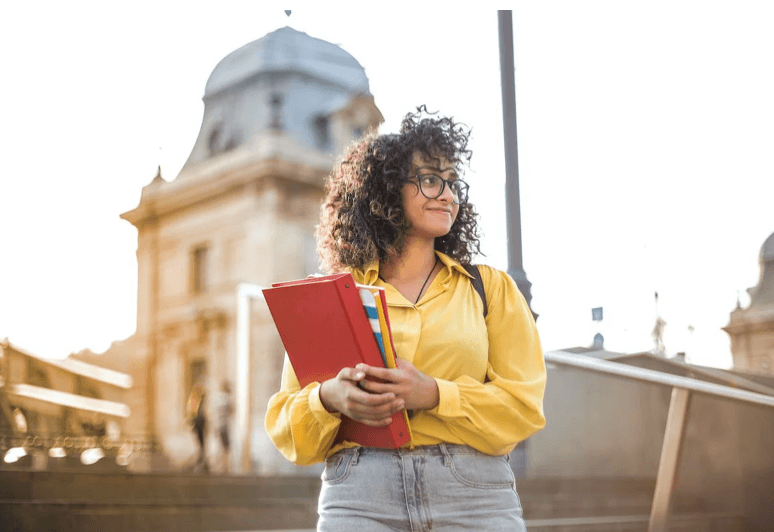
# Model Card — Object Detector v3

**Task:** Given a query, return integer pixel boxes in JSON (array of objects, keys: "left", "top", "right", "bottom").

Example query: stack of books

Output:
[{"left": 263, "top": 273, "right": 412, "bottom": 448}]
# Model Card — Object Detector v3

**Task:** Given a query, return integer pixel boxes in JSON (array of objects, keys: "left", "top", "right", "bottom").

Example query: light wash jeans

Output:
[{"left": 318, "top": 443, "right": 527, "bottom": 531}]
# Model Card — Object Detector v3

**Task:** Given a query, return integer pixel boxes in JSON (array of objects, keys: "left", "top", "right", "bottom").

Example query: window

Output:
[
  {"left": 314, "top": 115, "right": 329, "bottom": 149},
  {"left": 192, "top": 246, "right": 209, "bottom": 294},
  {"left": 270, "top": 94, "right": 283, "bottom": 129}
]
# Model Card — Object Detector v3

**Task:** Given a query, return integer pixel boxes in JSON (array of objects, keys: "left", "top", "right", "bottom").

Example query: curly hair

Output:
[{"left": 316, "top": 106, "right": 482, "bottom": 273}]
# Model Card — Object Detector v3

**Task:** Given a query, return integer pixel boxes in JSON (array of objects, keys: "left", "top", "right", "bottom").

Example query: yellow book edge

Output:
[{"left": 372, "top": 289, "right": 413, "bottom": 443}]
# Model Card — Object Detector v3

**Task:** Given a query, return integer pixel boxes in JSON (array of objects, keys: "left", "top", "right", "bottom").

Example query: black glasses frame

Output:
[{"left": 407, "top": 174, "right": 470, "bottom": 205}]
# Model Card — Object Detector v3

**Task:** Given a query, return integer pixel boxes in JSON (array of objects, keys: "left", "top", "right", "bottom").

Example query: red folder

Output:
[{"left": 262, "top": 273, "right": 411, "bottom": 448}]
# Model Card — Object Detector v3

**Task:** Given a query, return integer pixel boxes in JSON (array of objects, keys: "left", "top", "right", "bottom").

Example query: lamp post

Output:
[{"left": 498, "top": 10, "right": 536, "bottom": 318}]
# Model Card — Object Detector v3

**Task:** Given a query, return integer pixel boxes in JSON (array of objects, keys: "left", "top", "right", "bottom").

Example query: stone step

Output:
[
  {"left": 0, "top": 470, "right": 321, "bottom": 505},
  {"left": 0, "top": 500, "right": 318, "bottom": 532},
  {"left": 0, "top": 470, "right": 748, "bottom": 532},
  {"left": 526, "top": 513, "right": 746, "bottom": 532}
]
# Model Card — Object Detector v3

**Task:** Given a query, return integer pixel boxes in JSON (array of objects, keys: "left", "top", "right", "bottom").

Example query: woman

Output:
[{"left": 265, "top": 107, "right": 546, "bottom": 531}]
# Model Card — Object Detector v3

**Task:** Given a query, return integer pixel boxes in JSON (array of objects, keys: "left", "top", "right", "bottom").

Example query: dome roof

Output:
[
  {"left": 761, "top": 231, "right": 774, "bottom": 263},
  {"left": 204, "top": 26, "right": 369, "bottom": 97}
]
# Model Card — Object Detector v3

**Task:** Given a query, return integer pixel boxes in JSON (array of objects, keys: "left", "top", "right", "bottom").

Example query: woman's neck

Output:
[{"left": 380, "top": 237, "right": 437, "bottom": 283}]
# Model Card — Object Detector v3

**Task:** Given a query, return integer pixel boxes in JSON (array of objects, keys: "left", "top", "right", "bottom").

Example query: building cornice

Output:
[
  {"left": 0, "top": 340, "right": 133, "bottom": 389},
  {"left": 121, "top": 133, "right": 332, "bottom": 228},
  {"left": 723, "top": 308, "right": 774, "bottom": 335}
]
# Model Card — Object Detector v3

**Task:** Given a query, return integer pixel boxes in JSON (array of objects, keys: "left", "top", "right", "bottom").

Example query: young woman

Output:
[{"left": 265, "top": 107, "right": 546, "bottom": 531}]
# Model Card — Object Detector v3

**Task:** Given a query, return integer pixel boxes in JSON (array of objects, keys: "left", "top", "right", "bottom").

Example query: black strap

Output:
[{"left": 462, "top": 264, "right": 488, "bottom": 319}]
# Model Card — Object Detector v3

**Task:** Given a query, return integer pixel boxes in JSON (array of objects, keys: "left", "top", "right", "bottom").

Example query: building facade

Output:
[
  {"left": 724, "top": 231, "right": 774, "bottom": 374},
  {"left": 112, "top": 27, "right": 382, "bottom": 474},
  {"left": 0, "top": 339, "right": 135, "bottom": 470}
]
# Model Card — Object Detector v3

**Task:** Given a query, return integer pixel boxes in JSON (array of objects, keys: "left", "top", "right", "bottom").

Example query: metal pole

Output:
[{"left": 498, "top": 10, "right": 535, "bottom": 316}]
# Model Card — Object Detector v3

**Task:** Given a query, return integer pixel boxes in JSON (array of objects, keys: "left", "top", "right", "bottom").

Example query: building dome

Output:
[
  {"left": 761, "top": 231, "right": 774, "bottom": 264},
  {"left": 177, "top": 26, "right": 381, "bottom": 176},
  {"left": 204, "top": 26, "right": 369, "bottom": 98}
]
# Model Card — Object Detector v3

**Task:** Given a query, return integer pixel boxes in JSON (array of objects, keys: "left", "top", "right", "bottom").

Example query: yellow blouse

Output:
[{"left": 264, "top": 251, "right": 546, "bottom": 465}]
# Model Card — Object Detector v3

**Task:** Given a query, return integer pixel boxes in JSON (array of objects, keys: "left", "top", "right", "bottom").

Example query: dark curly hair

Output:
[{"left": 316, "top": 106, "right": 482, "bottom": 273}]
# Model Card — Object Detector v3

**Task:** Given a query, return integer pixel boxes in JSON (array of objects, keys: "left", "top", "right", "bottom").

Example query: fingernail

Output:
[{"left": 356, "top": 372, "right": 365, "bottom": 379}]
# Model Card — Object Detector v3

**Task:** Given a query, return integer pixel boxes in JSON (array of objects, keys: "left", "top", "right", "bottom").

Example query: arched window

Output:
[{"left": 314, "top": 115, "right": 330, "bottom": 149}]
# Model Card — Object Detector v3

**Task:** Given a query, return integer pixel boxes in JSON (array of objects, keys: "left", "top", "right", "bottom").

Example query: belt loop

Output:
[
  {"left": 439, "top": 442, "right": 451, "bottom": 466},
  {"left": 351, "top": 446, "right": 361, "bottom": 466}
]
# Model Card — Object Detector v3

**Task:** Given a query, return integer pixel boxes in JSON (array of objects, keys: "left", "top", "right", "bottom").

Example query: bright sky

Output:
[{"left": 1, "top": 2, "right": 773, "bottom": 369}]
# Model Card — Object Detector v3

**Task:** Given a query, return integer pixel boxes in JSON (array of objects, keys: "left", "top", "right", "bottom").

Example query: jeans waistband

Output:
[{"left": 334, "top": 444, "right": 498, "bottom": 464}]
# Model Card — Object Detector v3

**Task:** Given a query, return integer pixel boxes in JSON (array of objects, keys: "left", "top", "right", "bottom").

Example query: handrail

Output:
[
  {"left": 545, "top": 349, "right": 774, "bottom": 532},
  {"left": 545, "top": 350, "right": 774, "bottom": 408}
]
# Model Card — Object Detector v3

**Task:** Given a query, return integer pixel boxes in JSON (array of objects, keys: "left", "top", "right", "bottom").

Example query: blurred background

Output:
[
  {"left": 1, "top": 2, "right": 772, "bottom": 367},
  {"left": 1, "top": 3, "right": 773, "bottom": 531}
]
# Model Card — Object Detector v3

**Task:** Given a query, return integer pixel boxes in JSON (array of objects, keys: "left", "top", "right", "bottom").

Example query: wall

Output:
[{"left": 526, "top": 364, "right": 774, "bottom": 524}]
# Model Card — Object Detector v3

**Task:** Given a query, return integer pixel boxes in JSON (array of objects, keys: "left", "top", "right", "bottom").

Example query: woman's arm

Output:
[
  {"left": 429, "top": 266, "right": 546, "bottom": 454},
  {"left": 265, "top": 355, "right": 405, "bottom": 465},
  {"left": 264, "top": 356, "right": 341, "bottom": 465},
  {"left": 358, "top": 266, "right": 546, "bottom": 455}
]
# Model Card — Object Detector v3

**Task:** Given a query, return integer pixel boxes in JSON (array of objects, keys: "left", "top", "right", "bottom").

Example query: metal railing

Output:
[
  {"left": 544, "top": 350, "right": 774, "bottom": 532},
  {"left": 0, "top": 431, "right": 156, "bottom": 469}
]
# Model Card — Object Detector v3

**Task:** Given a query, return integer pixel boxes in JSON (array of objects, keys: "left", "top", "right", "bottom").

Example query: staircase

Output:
[
  {"left": 0, "top": 471, "right": 747, "bottom": 532},
  {"left": 518, "top": 477, "right": 746, "bottom": 532},
  {"left": 0, "top": 470, "right": 319, "bottom": 531}
]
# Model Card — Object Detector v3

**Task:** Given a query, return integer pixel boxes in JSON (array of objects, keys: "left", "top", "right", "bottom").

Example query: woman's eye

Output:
[{"left": 421, "top": 175, "right": 439, "bottom": 185}]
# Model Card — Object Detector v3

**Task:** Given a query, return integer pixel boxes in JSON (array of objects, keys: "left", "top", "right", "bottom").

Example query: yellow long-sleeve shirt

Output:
[{"left": 264, "top": 251, "right": 547, "bottom": 465}]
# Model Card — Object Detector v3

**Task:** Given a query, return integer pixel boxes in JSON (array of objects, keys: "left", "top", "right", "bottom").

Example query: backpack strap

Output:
[{"left": 462, "top": 264, "right": 488, "bottom": 319}]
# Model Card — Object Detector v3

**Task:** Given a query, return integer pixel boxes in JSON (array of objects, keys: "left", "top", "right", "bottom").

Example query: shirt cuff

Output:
[
  {"left": 427, "top": 378, "right": 461, "bottom": 417},
  {"left": 308, "top": 383, "right": 342, "bottom": 424}
]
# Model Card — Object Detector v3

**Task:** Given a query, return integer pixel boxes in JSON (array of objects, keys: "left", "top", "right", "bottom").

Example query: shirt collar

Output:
[
  {"left": 353, "top": 250, "right": 472, "bottom": 284},
  {"left": 435, "top": 250, "right": 474, "bottom": 279},
  {"left": 355, "top": 261, "right": 380, "bottom": 285}
]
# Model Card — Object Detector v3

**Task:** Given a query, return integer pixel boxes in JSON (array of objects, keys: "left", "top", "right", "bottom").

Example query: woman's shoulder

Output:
[
  {"left": 466, "top": 263, "right": 526, "bottom": 306},
  {"left": 468, "top": 263, "right": 510, "bottom": 286}
]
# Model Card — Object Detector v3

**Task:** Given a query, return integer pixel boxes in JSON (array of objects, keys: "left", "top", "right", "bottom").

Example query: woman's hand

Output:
[
  {"left": 319, "top": 367, "right": 405, "bottom": 427},
  {"left": 356, "top": 359, "right": 440, "bottom": 411}
]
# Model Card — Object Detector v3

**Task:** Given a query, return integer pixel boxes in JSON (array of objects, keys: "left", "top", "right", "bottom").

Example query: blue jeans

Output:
[{"left": 318, "top": 443, "right": 526, "bottom": 531}]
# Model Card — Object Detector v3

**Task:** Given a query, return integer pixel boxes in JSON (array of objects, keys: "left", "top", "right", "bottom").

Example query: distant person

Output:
[
  {"left": 265, "top": 107, "right": 546, "bottom": 530},
  {"left": 186, "top": 381, "right": 208, "bottom": 473},
  {"left": 215, "top": 380, "right": 234, "bottom": 473}
]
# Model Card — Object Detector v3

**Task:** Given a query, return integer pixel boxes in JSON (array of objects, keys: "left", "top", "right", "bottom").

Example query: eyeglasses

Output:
[{"left": 407, "top": 174, "right": 469, "bottom": 205}]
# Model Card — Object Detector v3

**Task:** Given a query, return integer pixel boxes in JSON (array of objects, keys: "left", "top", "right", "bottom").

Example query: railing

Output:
[
  {"left": 544, "top": 350, "right": 774, "bottom": 532},
  {"left": 0, "top": 432, "right": 156, "bottom": 469}
]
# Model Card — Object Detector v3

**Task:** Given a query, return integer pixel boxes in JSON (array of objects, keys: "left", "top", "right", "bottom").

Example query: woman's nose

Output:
[{"left": 437, "top": 182, "right": 454, "bottom": 202}]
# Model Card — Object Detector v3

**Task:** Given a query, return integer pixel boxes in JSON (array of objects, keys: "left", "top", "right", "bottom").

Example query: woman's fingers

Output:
[
  {"left": 325, "top": 368, "right": 404, "bottom": 423},
  {"left": 355, "top": 364, "right": 397, "bottom": 382},
  {"left": 338, "top": 366, "right": 366, "bottom": 382},
  {"left": 346, "top": 389, "right": 404, "bottom": 418}
]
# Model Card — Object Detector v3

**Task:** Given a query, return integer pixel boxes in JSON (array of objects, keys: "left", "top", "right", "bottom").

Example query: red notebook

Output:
[{"left": 262, "top": 273, "right": 411, "bottom": 448}]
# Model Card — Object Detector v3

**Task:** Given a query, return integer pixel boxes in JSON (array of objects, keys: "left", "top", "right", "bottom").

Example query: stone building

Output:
[
  {"left": 108, "top": 26, "right": 382, "bottom": 473},
  {"left": 724, "top": 230, "right": 774, "bottom": 374}
]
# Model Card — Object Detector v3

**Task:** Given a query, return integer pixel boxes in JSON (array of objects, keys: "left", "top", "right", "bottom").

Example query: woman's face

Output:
[{"left": 401, "top": 151, "right": 460, "bottom": 241}]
